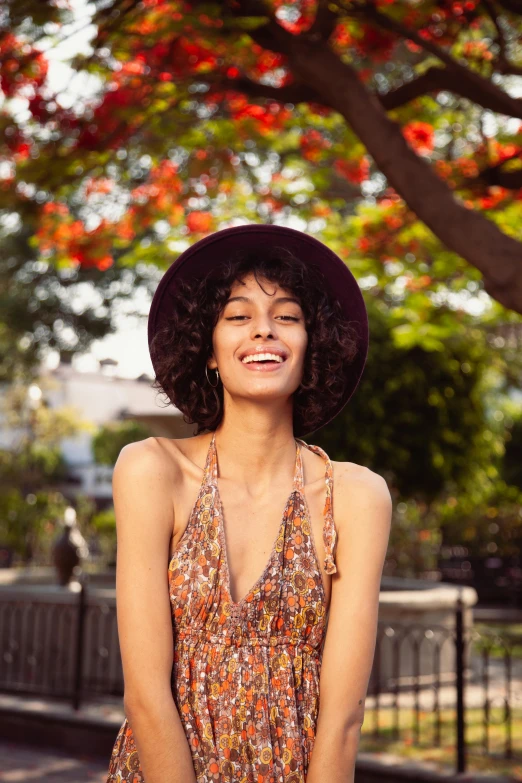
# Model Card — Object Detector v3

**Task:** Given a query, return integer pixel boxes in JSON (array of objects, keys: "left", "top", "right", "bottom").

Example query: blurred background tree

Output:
[
  {"left": 92, "top": 420, "right": 153, "bottom": 467},
  {"left": 0, "top": 376, "right": 95, "bottom": 563}
]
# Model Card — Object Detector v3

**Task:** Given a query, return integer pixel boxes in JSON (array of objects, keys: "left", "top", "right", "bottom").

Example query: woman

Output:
[{"left": 106, "top": 224, "right": 392, "bottom": 783}]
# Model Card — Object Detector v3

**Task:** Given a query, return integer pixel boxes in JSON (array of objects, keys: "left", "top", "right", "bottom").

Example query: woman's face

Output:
[{"left": 208, "top": 272, "right": 308, "bottom": 406}]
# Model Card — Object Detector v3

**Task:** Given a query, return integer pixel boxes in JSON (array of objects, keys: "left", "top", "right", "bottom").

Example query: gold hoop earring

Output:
[{"left": 205, "top": 365, "right": 220, "bottom": 388}]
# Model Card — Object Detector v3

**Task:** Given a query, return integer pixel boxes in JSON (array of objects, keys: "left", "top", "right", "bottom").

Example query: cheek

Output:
[
  {"left": 296, "top": 331, "right": 308, "bottom": 364},
  {"left": 212, "top": 324, "right": 238, "bottom": 363}
]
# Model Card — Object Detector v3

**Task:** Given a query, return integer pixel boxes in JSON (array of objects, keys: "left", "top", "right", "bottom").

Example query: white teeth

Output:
[{"left": 241, "top": 353, "right": 284, "bottom": 364}]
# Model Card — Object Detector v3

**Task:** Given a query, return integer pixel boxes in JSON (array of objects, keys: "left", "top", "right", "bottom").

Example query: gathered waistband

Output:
[{"left": 175, "top": 628, "right": 321, "bottom": 655}]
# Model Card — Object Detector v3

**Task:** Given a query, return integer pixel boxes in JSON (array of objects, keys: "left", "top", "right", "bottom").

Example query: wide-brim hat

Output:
[{"left": 148, "top": 223, "right": 369, "bottom": 433}]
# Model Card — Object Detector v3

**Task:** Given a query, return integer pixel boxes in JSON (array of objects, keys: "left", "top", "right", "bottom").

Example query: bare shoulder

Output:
[
  {"left": 331, "top": 458, "right": 390, "bottom": 496},
  {"left": 144, "top": 434, "right": 209, "bottom": 473},
  {"left": 331, "top": 459, "right": 392, "bottom": 541},
  {"left": 112, "top": 434, "right": 211, "bottom": 520},
  {"left": 112, "top": 437, "right": 185, "bottom": 529},
  {"left": 112, "top": 436, "right": 179, "bottom": 489},
  {"left": 113, "top": 434, "right": 208, "bottom": 485}
]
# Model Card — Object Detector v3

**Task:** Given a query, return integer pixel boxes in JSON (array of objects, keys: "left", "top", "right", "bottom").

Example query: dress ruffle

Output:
[{"left": 324, "top": 552, "right": 337, "bottom": 575}]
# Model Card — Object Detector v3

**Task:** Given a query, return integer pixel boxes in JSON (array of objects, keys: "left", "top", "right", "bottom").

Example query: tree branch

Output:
[
  {"left": 285, "top": 34, "right": 522, "bottom": 313},
  {"left": 379, "top": 68, "right": 448, "bottom": 110},
  {"left": 307, "top": 0, "right": 340, "bottom": 42},
  {"left": 473, "top": 153, "right": 522, "bottom": 189},
  {"left": 205, "top": 73, "right": 323, "bottom": 104},
  {"left": 342, "top": 0, "right": 522, "bottom": 118},
  {"left": 223, "top": 0, "right": 295, "bottom": 55},
  {"left": 381, "top": 63, "right": 522, "bottom": 118}
]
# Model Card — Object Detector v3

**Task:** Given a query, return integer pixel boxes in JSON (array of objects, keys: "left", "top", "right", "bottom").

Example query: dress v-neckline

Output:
[{"left": 205, "top": 430, "right": 303, "bottom": 609}]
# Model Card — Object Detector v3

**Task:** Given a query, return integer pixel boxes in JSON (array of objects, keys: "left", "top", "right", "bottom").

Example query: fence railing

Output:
[
  {"left": 1, "top": 580, "right": 521, "bottom": 774},
  {"left": 0, "top": 578, "right": 123, "bottom": 708}
]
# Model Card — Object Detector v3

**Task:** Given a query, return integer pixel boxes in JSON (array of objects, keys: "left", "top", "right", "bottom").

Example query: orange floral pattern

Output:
[{"left": 106, "top": 431, "right": 337, "bottom": 783}]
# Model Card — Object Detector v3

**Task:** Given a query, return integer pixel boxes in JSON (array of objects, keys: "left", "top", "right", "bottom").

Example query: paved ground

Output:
[{"left": 0, "top": 742, "right": 108, "bottom": 783}]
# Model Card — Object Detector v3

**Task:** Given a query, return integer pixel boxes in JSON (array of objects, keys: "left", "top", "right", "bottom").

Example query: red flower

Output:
[
  {"left": 334, "top": 157, "right": 370, "bottom": 184},
  {"left": 186, "top": 211, "right": 213, "bottom": 233},
  {"left": 403, "top": 121, "right": 435, "bottom": 155}
]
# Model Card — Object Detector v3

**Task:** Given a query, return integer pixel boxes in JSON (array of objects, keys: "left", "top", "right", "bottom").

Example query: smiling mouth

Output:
[
  {"left": 239, "top": 353, "right": 287, "bottom": 371},
  {"left": 240, "top": 354, "right": 286, "bottom": 366}
]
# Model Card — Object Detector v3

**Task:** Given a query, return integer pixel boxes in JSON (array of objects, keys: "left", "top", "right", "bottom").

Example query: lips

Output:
[
  {"left": 240, "top": 359, "right": 285, "bottom": 372},
  {"left": 239, "top": 349, "right": 288, "bottom": 373}
]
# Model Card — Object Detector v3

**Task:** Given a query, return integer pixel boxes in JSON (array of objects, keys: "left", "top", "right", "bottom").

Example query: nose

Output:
[{"left": 250, "top": 312, "right": 275, "bottom": 340}]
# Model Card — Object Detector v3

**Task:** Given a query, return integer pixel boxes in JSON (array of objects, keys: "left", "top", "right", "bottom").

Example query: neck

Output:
[{"left": 211, "top": 417, "right": 298, "bottom": 491}]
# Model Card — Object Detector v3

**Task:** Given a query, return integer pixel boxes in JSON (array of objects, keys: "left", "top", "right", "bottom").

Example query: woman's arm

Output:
[
  {"left": 306, "top": 463, "right": 392, "bottom": 783},
  {"left": 113, "top": 438, "right": 197, "bottom": 783}
]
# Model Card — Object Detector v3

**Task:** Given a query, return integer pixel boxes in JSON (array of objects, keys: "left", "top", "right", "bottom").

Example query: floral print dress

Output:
[{"left": 106, "top": 430, "right": 337, "bottom": 783}]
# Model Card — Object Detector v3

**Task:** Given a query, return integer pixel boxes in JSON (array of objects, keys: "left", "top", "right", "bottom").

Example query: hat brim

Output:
[{"left": 148, "top": 224, "right": 369, "bottom": 434}]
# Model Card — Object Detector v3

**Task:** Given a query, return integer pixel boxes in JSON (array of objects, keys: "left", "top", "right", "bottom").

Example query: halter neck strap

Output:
[
  {"left": 204, "top": 430, "right": 218, "bottom": 485},
  {"left": 204, "top": 431, "right": 302, "bottom": 490},
  {"left": 296, "top": 438, "right": 338, "bottom": 575}
]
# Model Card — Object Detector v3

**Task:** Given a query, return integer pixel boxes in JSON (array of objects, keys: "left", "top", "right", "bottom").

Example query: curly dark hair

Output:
[{"left": 150, "top": 244, "right": 360, "bottom": 437}]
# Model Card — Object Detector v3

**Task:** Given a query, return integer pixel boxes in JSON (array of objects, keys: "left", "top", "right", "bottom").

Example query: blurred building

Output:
[{"left": 0, "top": 356, "right": 193, "bottom": 509}]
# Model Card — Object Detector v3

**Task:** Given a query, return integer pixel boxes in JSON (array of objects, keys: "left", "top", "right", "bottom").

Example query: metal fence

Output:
[
  {"left": 0, "top": 579, "right": 123, "bottom": 708},
  {"left": 366, "top": 601, "right": 522, "bottom": 774},
  {"left": 1, "top": 581, "right": 521, "bottom": 775}
]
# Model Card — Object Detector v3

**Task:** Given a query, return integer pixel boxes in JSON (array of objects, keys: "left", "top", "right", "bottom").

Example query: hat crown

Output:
[{"left": 148, "top": 224, "right": 369, "bottom": 436}]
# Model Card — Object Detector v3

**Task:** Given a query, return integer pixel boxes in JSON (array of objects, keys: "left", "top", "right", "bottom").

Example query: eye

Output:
[{"left": 225, "top": 315, "right": 300, "bottom": 321}]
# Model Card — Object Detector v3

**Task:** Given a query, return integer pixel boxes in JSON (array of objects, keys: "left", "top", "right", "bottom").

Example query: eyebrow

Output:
[{"left": 225, "top": 295, "right": 302, "bottom": 306}]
